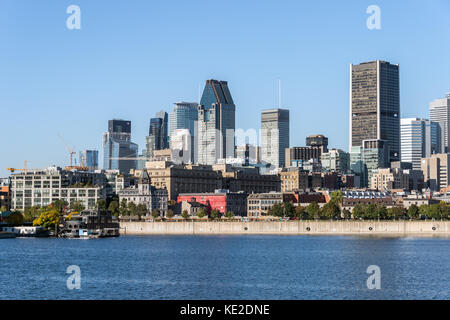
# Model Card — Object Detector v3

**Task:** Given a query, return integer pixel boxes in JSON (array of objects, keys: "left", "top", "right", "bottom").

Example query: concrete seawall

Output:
[{"left": 120, "top": 221, "right": 450, "bottom": 237}]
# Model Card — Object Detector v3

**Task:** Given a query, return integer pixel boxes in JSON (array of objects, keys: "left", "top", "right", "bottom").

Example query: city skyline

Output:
[{"left": 1, "top": 0, "right": 450, "bottom": 176}]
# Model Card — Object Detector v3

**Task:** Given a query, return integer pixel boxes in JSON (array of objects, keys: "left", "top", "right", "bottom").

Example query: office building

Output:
[
  {"left": 169, "top": 102, "right": 198, "bottom": 161},
  {"left": 261, "top": 109, "right": 290, "bottom": 169},
  {"left": 421, "top": 153, "right": 450, "bottom": 191},
  {"left": 306, "top": 134, "right": 328, "bottom": 153},
  {"left": 285, "top": 146, "right": 322, "bottom": 168},
  {"left": 429, "top": 94, "right": 450, "bottom": 152},
  {"left": 321, "top": 149, "right": 350, "bottom": 173},
  {"left": 79, "top": 150, "right": 98, "bottom": 170},
  {"left": 400, "top": 118, "right": 442, "bottom": 170},
  {"left": 103, "top": 119, "right": 138, "bottom": 173},
  {"left": 235, "top": 144, "right": 260, "bottom": 166},
  {"left": 197, "top": 79, "right": 235, "bottom": 165},
  {"left": 349, "top": 60, "right": 400, "bottom": 164}
]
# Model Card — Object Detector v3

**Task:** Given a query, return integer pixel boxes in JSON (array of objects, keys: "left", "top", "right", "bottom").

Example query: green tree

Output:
[
  {"left": 151, "top": 209, "right": 160, "bottom": 219},
  {"left": 352, "top": 204, "right": 366, "bottom": 220},
  {"left": 419, "top": 204, "right": 429, "bottom": 219},
  {"left": 166, "top": 209, "right": 174, "bottom": 219},
  {"left": 210, "top": 209, "right": 220, "bottom": 220},
  {"left": 342, "top": 208, "right": 351, "bottom": 220},
  {"left": 23, "top": 206, "right": 44, "bottom": 222},
  {"left": 33, "top": 210, "right": 60, "bottom": 229},
  {"left": 407, "top": 204, "right": 420, "bottom": 220},
  {"left": 375, "top": 205, "right": 388, "bottom": 220},
  {"left": 283, "top": 202, "right": 296, "bottom": 218},
  {"left": 108, "top": 200, "right": 120, "bottom": 216},
  {"left": 181, "top": 210, "right": 189, "bottom": 220},
  {"left": 387, "top": 206, "right": 407, "bottom": 220},
  {"left": 321, "top": 202, "right": 340, "bottom": 220},
  {"left": 119, "top": 199, "right": 129, "bottom": 216},
  {"left": 0, "top": 205, "right": 7, "bottom": 212},
  {"left": 305, "top": 202, "right": 320, "bottom": 220},
  {"left": 96, "top": 199, "right": 107, "bottom": 211},
  {"left": 225, "top": 211, "right": 235, "bottom": 219},
  {"left": 136, "top": 204, "right": 148, "bottom": 217},
  {"left": 329, "top": 191, "right": 344, "bottom": 207},
  {"left": 365, "top": 203, "right": 378, "bottom": 220},
  {"left": 268, "top": 203, "right": 284, "bottom": 217},
  {"left": 127, "top": 202, "right": 137, "bottom": 216},
  {"left": 294, "top": 205, "right": 307, "bottom": 220},
  {"left": 197, "top": 208, "right": 207, "bottom": 219},
  {"left": 70, "top": 200, "right": 85, "bottom": 213},
  {"left": 51, "top": 200, "right": 68, "bottom": 213}
]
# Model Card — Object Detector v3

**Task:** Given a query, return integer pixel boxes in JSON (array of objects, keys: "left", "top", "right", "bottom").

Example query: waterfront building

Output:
[
  {"left": 349, "top": 60, "right": 400, "bottom": 164},
  {"left": 79, "top": 150, "right": 99, "bottom": 170},
  {"left": 321, "top": 149, "right": 350, "bottom": 173},
  {"left": 180, "top": 200, "right": 207, "bottom": 217},
  {"left": 197, "top": 79, "right": 236, "bottom": 165},
  {"left": 177, "top": 189, "right": 248, "bottom": 217},
  {"left": 421, "top": 153, "right": 450, "bottom": 191},
  {"left": 118, "top": 170, "right": 168, "bottom": 216},
  {"left": 10, "top": 166, "right": 107, "bottom": 211},
  {"left": 261, "top": 109, "right": 290, "bottom": 169},
  {"left": 103, "top": 119, "right": 138, "bottom": 173},
  {"left": 341, "top": 190, "right": 393, "bottom": 210},
  {"left": 429, "top": 94, "right": 450, "bottom": 152},
  {"left": 247, "top": 192, "right": 297, "bottom": 218},
  {"left": 400, "top": 118, "right": 442, "bottom": 170},
  {"left": 0, "top": 178, "right": 10, "bottom": 210}
]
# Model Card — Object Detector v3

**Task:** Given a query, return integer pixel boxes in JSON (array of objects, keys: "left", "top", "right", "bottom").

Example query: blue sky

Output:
[{"left": 1, "top": 0, "right": 449, "bottom": 176}]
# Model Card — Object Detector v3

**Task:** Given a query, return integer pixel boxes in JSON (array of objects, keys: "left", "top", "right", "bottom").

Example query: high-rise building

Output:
[
  {"left": 103, "top": 119, "right": 138, "bottom": 173},
  {"left": 156, "top": 111, "right": 169, "bottom": 149},
  {"left": 197, "top": 79, "right": 235, "bottom": 165},
  {"left": 79, "top": 150, "right": 99, "bottom": 170},
  {"left": 349, "top": 60, "right": 400, "bottom": 164},
  {"left": 261, "top": 109, "right": 290, "bottom": 169},
  {"left": 421, "top": 153, "right": 450, "bottom": 191},
  {"left": 169, "top": 102, "right": 198, "bottom": 161},
  {"left": 350, "top": 139, "right": 389, "bottom": 187},
  {"left": 235, "top": 144, "right": 260, "bottom": 166},
  {"left": 429, "top": 94, "right": 450, "bottom": 152},
  {"left": 400, "top": 118, "right": 442, "bottom": 170},
  {"left": 321, "top": 149, "right": 350, "bottom": 173},
  {"left": 306, "top": 134, "right": 328, "bottom": 153}
]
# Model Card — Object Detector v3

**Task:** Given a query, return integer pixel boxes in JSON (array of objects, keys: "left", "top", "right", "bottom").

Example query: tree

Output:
[
  {"left": 268, "top": 203, "right": 284, "bottom": 217},
  {"left": 225, "top": 211, "right": 235, "bottom": 219},
  {"left": 33, "top": 210, "right": 60, "bottom": 229},
  {"left": 119, "top": 199, "right": 128, "bottom": 216},
  {"left": 387, "top": 206, "right": 407, "bottom": 220},
  {"left": 136, "top": 204, "right": 148, "bottom": 217},
  {"left": 0, "top": 205, "right": 7, "bottom": 212},
  {"left": 166, "top": 209, "right": 174, "bottom": 219},
  {"left": 329, "top": 191, "right": 343, "bottom": 207},
  {"left": 342, "top": 208, "right": 351, "bottom": 220},
  {"left": 210, "top": 209, "right": 220, "bottom": 220},
  {"left": 305, "top": 202, "right": 320, "bottom": 220},
  {"left": 283, "top": 202, "right": 295, "bottom": 218},
  {"left": 375, "top": 205, "right": 388, "bottom": 220},
  {"left": 96, "top": 199, "right": 107, "bottom": 211},
  {"left": 151, "top": 209, "right": 160, "bottom": 219},
  {"left": 321, "top": 202, "right": 340, "bottom": 220},
  {"left": 294, "top": 206, "right": 307, "bottom": 220},
  {"left": 352, "top": 204, "right": 366, "bottom": 220},
  {"left": 70, "top": 200, "right": 85, "bottom": 213},
  {"left": 127, "top": 202, "right": 137, "bottom": 216},
  {"left": 108, "top": 200, "right": 120, "bottom": 216},
  {"left": 365, "top": 204, "right": 378, "bottom": 220},
  {"left": 408, "top": 204, "right": 420, "bottom": 220},
  {"left": 419, "top": 204, "right": 429, "bottom": 219},
  {"left": 51, "top": 200, "right": 68, "bottom": 213},
  {"left": 23, "top": 206, "right": 44, "bottom": 222},
  {"left": 197, "top": 208, "right": 206, "bottom": 219},
  {"left": 181, "top": 210, "right": 189, "bottom": 220}
]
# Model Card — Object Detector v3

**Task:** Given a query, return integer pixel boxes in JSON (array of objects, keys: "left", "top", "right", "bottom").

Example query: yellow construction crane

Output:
[
  {"left": 8, "top": 160, "right": 42, "bottom": 173},
  {"left": 58, "top": 134, "right": 76, "bottom": 167}
]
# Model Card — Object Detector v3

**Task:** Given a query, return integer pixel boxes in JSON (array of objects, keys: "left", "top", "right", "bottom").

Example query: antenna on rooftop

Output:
[{"left": 278, "top": 79, "right": 282, "bottom": 109}]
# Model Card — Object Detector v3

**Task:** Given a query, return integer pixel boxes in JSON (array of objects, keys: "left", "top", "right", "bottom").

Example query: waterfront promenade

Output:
[{"left": 120, "top": 220, "right": 450, "bottom": 237}]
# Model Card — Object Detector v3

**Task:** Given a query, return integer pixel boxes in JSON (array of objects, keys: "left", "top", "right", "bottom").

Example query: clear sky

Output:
[{"left": 1, "top": 0, "right": 449, "bottom": 176}]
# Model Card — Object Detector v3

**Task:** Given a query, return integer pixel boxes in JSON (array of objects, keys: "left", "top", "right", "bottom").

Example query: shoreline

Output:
[{"left": 120, "top": 220, "right": 450, "bottom": 237}]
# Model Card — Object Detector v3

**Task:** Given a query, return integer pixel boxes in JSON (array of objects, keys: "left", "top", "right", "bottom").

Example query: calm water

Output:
[{"left": 0, "top": 235, "right": 449, "bottom": 299}]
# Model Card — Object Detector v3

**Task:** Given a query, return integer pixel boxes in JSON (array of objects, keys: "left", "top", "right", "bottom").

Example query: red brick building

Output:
[{"left": 177, "top": 190, "right": 248, "bottom": 216}]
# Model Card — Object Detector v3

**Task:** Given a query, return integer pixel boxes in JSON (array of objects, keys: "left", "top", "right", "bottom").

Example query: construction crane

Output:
[
  {"left": 8, "top": 160, "right": 42, "bottom": 173},
  {"left": 58, "top": 134, "right": 76, "bottom": 167}
]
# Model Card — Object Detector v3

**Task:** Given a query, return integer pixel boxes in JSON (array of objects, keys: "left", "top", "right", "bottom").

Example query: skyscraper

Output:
[
  {"left": 156, "top": 110, "right": 169, "bottom": 149},
  {"left": 197, "top": 79, "right": 235, "bottom": 165},
  {"left": 349, "top": 60, "right": 400, "bottom": 164},
  {"left": 261, "top": 109, "right": 290, "bottom": 169},
  {"left": 146, "top": 117, "right": 163, "bottom": 159},
  {"left": 429, "top": 94, "right": 450, "bottom": 152},
  {"left": 169, "top": 102, "right": 198, "bottom": 162},
  {"left": 400, "top": 118, "right": 442, "bottom": 170},
  {"left": 79, "top": 150, "right": 99, "bottom": 171},
  {"left": 103, "top": 119, "right": 138, "bottom": 173}
]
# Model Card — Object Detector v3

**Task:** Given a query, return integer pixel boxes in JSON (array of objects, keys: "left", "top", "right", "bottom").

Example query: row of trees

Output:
[{"left": 266, "top": 191, "right": 450, "bottom": 220}]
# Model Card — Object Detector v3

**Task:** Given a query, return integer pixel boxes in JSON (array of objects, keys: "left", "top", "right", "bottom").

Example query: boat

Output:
[{"left": 60, "top": 210, "right": 120, "bottom": 238}]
